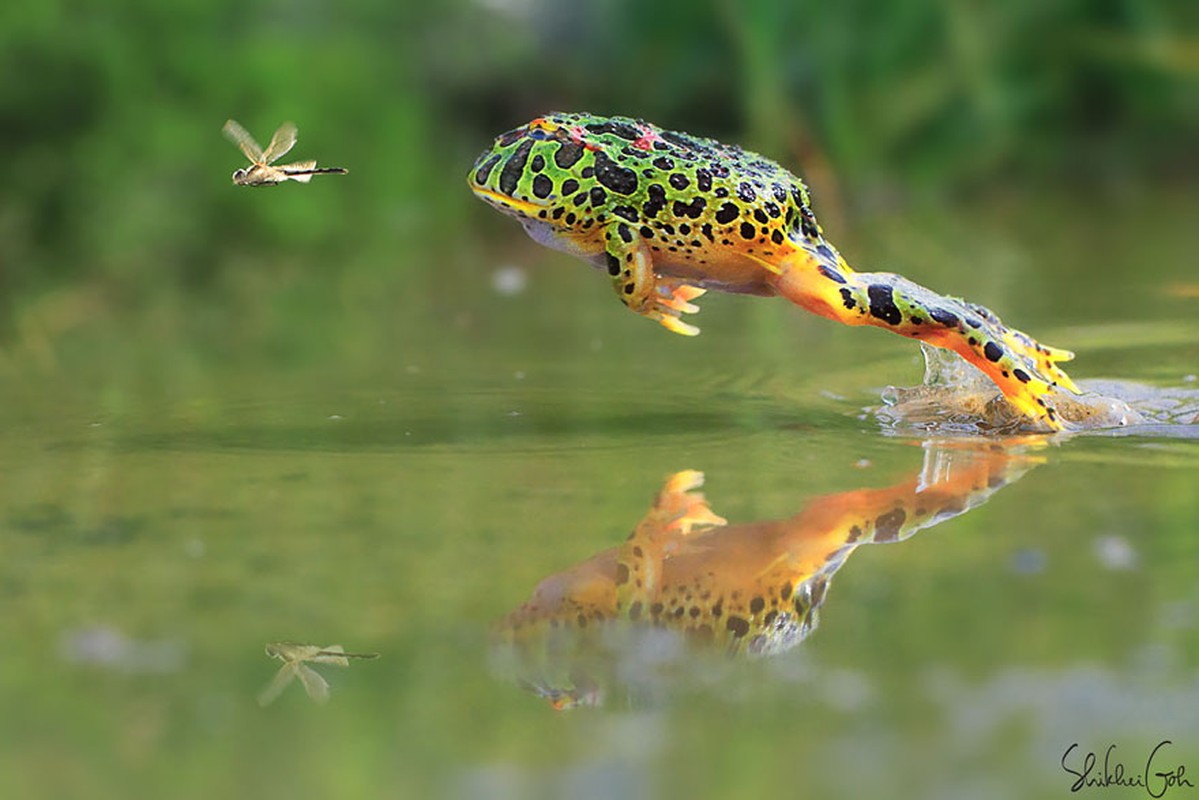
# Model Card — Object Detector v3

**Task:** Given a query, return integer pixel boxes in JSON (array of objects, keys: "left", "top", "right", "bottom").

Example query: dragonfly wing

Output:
[
  {"left": 296, "top": 664, "right": 331, "bottom": 703},
  {"left": 263, "top": 122, "right": 298, "bottom": 164},
  {"left": 257, "top": 663, "right": 298, "bottom": 706},
  {"left": 223, "top": 119, "right": 264, "bottom": 163}
]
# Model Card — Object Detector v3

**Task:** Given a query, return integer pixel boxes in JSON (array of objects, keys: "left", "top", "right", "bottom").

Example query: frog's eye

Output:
[
  {"left": 528, "top": 127, "right": 553, "bottom": 141},
  {"left": 528, "top": 117, "right": 561, "bottom": 135}
]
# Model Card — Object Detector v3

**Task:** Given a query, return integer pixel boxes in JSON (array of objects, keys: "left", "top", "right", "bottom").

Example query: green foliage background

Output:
[{"left": 2, "top": 0, "right": 1193, "bottom": 317}]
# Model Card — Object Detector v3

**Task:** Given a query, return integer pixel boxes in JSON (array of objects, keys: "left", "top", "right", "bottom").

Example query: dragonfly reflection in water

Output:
[
  {"left": 257, "top": 643, "right": 379, "bottom": 706},
  {"left": 491, "top": 441, "right": 1044, "bottom": 710},
  {"left": 223, "top": 119, "right": 348, "bottom": 187}
]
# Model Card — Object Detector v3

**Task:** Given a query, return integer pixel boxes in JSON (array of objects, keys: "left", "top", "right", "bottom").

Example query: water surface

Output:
[{"left": 2, "top": 195, "right": 1197, "bottom": 799}]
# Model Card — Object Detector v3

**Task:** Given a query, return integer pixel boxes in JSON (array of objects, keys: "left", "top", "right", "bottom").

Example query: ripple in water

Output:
[{"left": 874, "top": 345, "right": 1199, "bottom": 436}]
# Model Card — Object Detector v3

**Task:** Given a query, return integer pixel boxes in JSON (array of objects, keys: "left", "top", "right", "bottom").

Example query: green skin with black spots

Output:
[{"left": 469, "top": 112, "right": 1079, "bottom": 429}]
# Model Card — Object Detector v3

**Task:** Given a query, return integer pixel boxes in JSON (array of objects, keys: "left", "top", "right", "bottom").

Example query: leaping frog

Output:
[{"left": 469, "top": 113, "right": 1079, "bottom": 430}]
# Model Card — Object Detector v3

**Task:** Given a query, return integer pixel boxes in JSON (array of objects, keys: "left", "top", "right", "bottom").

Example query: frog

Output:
[
  {"left": 468, "top": 112, "right": 1080, "bottom": 430},
  {"left": 493, "top": 445, "right": 1042, "bottom": 709}
]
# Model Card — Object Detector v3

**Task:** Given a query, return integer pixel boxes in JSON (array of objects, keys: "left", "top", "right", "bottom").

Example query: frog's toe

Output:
[
  {"left": 654, "top": 471, "right": 727, "bottom": 535},
  {"left": 1037, "top": 349, "right": 1079, "bottom": 394},
  {"left": 672, "top": 499, "right": 727, "bottom": 535},
  {"left": 1041, "top": 344, "right": 1075, "bottom": 362},
  {"left": 669, "top": 285, "right": 707, "bottom": 304},
  {"left": 655, "top": 283, "right": 705, "bottom": 314},
  {"left": 661, "top": 469, "right": 706, "bottom": 495},
  {"left": 1045, "top": 365, "right": 1080, "bottom": 395},
  {"left": 645, "top": 282, "right": 705, "bottom": 336},
  {"left": 1005, "top": 329, "right": 1079, "bottom": 394},
  {"left": 653, "top": 314, "right": 701, "bottom": 336}
]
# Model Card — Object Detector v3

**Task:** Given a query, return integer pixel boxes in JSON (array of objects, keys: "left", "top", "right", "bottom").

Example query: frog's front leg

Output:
[
  {"left": 774, "top": 252, "right": 1078, "bottom": 429},
  {"left": 614, "top": 471, "right": 726, "bottom": 621},
  {"left": 603, "top": 222, "right": 707, "bottom": 336}
]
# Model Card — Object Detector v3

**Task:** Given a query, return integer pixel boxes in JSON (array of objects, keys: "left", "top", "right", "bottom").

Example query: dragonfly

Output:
[
  {"left": 257, "top": 642, "right": 378, "bottom": 706},
  {"left": 223, "top": 119, "right": 348, "bottom": 186}
]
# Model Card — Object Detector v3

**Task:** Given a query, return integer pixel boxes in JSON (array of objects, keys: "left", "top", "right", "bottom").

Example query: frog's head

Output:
[{"left": 467, "top": 114, "right": 598, "bottom": 220}]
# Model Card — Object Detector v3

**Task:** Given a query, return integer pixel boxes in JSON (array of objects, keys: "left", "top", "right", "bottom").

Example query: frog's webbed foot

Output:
[
  {"left": 604, "top": 223, "right": 706, "bottom": 336},
  {"left": 1001, "top": 320, "right": 1079, "bottom": 394},
  {"left": 650, "top": 469, "right": 727, "bottom": 535},
  {"left": 644, "top": 282, "right": 706, "bottom": 337}
]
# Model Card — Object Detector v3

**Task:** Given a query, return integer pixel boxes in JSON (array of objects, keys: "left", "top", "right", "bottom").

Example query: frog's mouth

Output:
[{"left": 470, "top": 184, "right": 544, "bottom": 218}]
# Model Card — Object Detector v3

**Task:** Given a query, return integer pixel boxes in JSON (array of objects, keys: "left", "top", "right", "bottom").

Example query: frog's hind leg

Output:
[{"left": 774, "top": 254, "right": 1077, "bottom": 429}]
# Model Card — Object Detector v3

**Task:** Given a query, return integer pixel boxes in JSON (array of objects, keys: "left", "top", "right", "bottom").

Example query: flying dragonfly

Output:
[
  {"left": 257, "top": 642, "right": 378, "bottom": 706},
  {"left": 223, "top": 119, "right": 348, "bottom": 186}
]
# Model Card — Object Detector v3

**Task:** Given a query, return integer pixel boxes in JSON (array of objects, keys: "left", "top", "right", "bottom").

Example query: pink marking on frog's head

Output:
[
  {"left": 631, "top": 124, "right": 662, "bottom": 151},
  {"left": 568, "top": 125, "right": 601, "bottom": 152}
]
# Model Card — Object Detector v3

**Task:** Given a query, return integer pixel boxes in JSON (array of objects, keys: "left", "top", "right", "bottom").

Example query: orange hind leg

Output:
[{"left": 773, "top": 251, "right": 1077, "bottom": 430}]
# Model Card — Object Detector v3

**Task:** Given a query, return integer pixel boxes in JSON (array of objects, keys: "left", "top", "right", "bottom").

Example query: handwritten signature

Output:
[{"left": 1061, "top": 741, "right": 1193, "bottom": 797}]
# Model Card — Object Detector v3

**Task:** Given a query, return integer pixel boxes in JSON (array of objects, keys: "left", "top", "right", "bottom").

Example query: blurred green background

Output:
[
  {"left": 3, "top": 3, "right": 1198, "bottom": 799},
  {"left": 1, "top": 0, "right": 1195, "bottom": 383}
]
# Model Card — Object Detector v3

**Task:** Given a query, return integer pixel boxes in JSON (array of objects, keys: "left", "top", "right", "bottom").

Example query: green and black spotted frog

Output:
[{"left": 469, "top": 112, "right": 1079, "bottom": 429}]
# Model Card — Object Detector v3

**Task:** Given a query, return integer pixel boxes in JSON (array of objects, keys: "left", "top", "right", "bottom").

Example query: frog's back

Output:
[{"left": 469, "top": 112, "right": 819, "bottom": 295}]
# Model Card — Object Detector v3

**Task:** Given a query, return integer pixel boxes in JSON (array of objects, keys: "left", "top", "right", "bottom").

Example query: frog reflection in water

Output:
[
  {"left": 469, "top": 113, "right": 1078, "bottom": 430},
  {"left": 492, "top": 444, "right": 1041, "bottom": 709}
]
